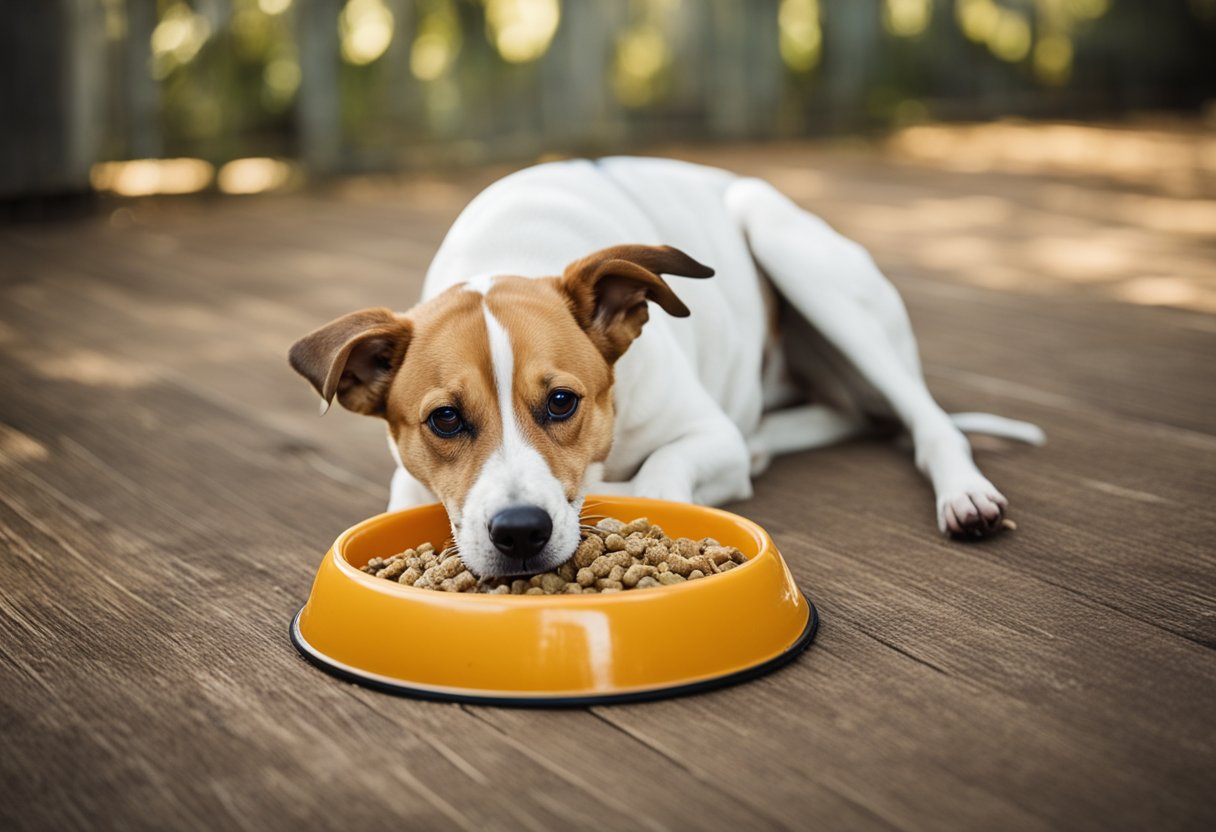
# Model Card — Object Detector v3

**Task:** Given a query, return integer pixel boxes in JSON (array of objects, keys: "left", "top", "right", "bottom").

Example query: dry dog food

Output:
[{"left": 359, "top": 517, "right": 747, "bottom": 594}]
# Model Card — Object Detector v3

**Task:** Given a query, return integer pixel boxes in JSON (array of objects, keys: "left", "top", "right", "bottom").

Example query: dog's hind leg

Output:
[{"left": 727, "top": 177, "right": 1016, "bottom": 537}]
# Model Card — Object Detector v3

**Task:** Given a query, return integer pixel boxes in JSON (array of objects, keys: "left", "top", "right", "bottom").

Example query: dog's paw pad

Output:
[{"left": 937, "top": 482, "right": 1009, "bottom": 539}]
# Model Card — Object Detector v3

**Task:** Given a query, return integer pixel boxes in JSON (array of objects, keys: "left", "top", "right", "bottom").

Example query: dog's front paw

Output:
[
  {"left": 746, "top": 435, "right": 772, "bottom": 477},
  {"left": 937, "top": 480, "right": 1009, "bottom": 538},
  {"left": 632, "top": 466, "right": 694, "bottom": 504}
]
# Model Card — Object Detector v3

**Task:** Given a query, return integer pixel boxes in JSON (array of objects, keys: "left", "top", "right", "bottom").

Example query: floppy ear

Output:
[
  {"left": 560, "top": 244, "right": 714, "bottom": 363},
  {"left": 288, "top": 307, "right": 411, "bottom": 417}
]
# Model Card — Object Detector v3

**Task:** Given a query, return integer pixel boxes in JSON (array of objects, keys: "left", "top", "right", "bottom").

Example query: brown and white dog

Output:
[{"left": 290, "top": 157, "right": 1043, "bottom": 578}]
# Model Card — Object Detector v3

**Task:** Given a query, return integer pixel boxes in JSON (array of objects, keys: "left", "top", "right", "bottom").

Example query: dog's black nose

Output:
[{"left": 488, "top": 505, "right": 553, "bottom": 560}]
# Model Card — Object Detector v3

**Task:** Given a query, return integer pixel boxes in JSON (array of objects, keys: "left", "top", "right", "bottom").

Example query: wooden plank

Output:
[
  {"left": 2, "top": 140, "right": 1214, "bottom": 832},
  {"left": 0, "top": 350, "right": 777, "bottom": 832}
]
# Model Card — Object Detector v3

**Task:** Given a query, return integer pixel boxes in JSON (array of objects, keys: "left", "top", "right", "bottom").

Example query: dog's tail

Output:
[{"left": 950, "top": 412, "right": 1046, "bottom": 445}]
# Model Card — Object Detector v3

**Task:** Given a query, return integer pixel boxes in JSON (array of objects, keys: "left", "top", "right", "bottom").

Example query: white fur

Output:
[
  {"left": 389, "top": 156, "right": 1040, "bottom": 549},
  {"left": 463, "top": 273, "right": 498, "bottom": 295},
  {"left": 452, "top": 304, "right": 583, "bottom": 577}
]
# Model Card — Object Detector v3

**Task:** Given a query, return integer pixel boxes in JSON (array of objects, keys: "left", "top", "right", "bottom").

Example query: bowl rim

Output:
[{"left": 334, "top": 497, "right": 773, "bottom": 601}]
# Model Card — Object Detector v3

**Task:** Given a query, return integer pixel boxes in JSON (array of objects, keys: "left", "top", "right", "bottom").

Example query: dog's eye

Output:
[
  {"left": 546, "top": 389, "right": 579, "bottom": 421},
  {"left": 427, "top": 406, "right": 465, "bottom": 437}
]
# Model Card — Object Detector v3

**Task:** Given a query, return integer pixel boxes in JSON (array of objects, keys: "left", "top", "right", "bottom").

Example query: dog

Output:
[{"left": 289, "top": 157, "right": 1043, "bottom": 578}]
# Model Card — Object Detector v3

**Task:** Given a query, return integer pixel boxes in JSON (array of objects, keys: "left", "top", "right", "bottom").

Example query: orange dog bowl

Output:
[{"left": 291, "top": 496, "right": 817, "bottom": 705}]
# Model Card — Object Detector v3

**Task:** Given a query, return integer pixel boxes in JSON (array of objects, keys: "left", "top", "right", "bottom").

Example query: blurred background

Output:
[{"left": 3, "top": 0, "right": 1214, "bottom": 201}]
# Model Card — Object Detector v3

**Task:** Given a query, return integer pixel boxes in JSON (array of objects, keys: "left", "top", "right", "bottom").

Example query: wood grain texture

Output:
[{"left": 1, "top": 138, "right": 1214, "bottom": 831}]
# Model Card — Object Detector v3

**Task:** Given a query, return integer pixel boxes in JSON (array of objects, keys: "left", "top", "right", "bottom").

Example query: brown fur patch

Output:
[{"left": 385, "top": 287, "right": 501, "bottom": 512}]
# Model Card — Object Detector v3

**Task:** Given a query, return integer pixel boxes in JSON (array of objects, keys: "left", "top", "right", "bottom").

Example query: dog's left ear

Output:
[
  {"left": 560, "top": 244, "right": 714, "bottom": 363},
  {"left": 288, "top": 307, "right": 412, "bottom": 417}
]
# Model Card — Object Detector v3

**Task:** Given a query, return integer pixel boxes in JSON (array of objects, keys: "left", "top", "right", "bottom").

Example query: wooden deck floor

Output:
[{"left": 2, "top": 131, "right": 1214, "bottom": 831}]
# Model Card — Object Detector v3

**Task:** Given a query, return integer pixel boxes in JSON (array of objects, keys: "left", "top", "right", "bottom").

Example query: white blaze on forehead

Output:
[
  {"left": 482, "top": 304, "right": 537, "bottom": 490},
  {"left": 451, "top": 298, "right": 583, "bottom": 576},
  {"left": 463, "top": 273, "right": 498, "bottom": 295}
]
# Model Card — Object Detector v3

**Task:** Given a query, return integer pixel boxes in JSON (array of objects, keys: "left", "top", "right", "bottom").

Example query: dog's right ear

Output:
[
  {"left": 560, "top": 244, "right": 714, "bottom": 363},
  {"left": 288, "top": 307, "right": 411, "bottom": 417}
]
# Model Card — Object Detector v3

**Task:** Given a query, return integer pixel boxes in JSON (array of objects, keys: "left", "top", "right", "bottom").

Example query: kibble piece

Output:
[
  {"left": 635, "top": 576, "right": 661, "bottom": 589},
  {"left": 622, "top": 517, "right": 650, "bottom": 535},
  {"left": 656, "top": 571, "right": 685, "bottom": 585},
  {"left": 665, "top": 553, "right": 693, "bottom": 577},
  {"left": 624, "top": 537, "right": 647, "bottom": 558},
  {"left": 539, "top": 573, "right": 566, "bottom": 594},
  {"left": 643, "top": 541, "right": 668, "bottom": 565},
  {"left": 688, "top": 569, "right": 705, "bottom": 580},
  {"left": 417, "top": 542, "right": 434, "bottom": 554},
  {"left": 603, "top": 533, "right": 627, "bottom": 552},
  {"left": 556, "top": 561, "right": 577, "bottom": 582},
  {"left": 398, "top": 566, "right": 422, "bottom": 586},
  {"left": 489, "top": 584, "right": 511, "bottom": 595},
  {"left": 589, "top": 555, "right": 614, "bottom": 578},
  {"left": 438, "top": 556, "right": 465, "bottom": 580},
  {"left": 673, "top": 538, "right": 699, "bottom": 558},
  {"left": 442, "top": 571, "right": 477, "bottom": 593},
  {"left": 599, "top": 586, "right": 621, "bottom": 594},
  {"left": 562, "top": 584, "right": 583, "bottom": 594},
  {"left": 524, "top": 587, "right": 545, "bottom": 595},
  {"left": 595, "top": 578, "right": 623, "bottom": 591},
  {"left": 377, "top": 560, "right": 407, "bottom": 580},
  {"left": 573, "top": 535, "right": 604, "bottom": 568},
  {"left": 596, "top": 518, "right": 626, "bottom": 535},
  {"left": 622, "top": 563, "right": 656, "bottom": 588},
  {"left": 576, "top": 567, "right": 596, "bottom": 587},
  {"left": 699, "top": 537, "right": 720, "bottom": 550},
  {"left": 606, "top": 564, "right": 626, "bottom": 583},
  {"left": 719, "top": 560, "right": 738, "bottom": 572},
  {"left": 366, "top": 557, "right": 386, "bottom": 571},
  {"left": 510, "top": 579, "right": 529, "bottom": 595}
]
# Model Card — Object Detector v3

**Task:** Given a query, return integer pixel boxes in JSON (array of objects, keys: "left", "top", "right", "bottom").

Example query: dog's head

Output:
[{"left": 289, "top": 245, "right": 713, "bottom": 577}]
